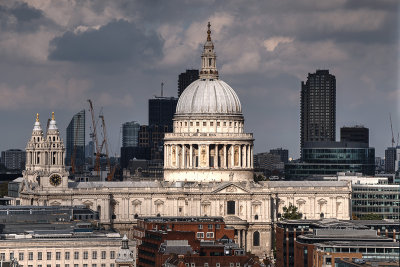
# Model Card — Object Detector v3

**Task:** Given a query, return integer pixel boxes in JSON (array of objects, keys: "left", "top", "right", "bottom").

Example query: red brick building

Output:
[
  {"left": 137, "top": 228, "right": 263, "bottom": 267},
  {"left": 133, "top": 216, "right": 235, "bottom": 246}
]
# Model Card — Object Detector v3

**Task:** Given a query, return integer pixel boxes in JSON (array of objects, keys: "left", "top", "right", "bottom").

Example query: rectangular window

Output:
[
  {"left": 28, "top": 252, "right": 33, "bottom": 260},
  {"left": 110, "top": 264, "right": 115, "bottom": 267},
  {"left": 38, "top": 265, "right": 42, "bottom": 267},
  {"left": 110, "top": 251, "right": 115, "bottom": 259},
  {"left": 101, "top": 265, "right": 106, "bottom": 267},
  {"left": 19, "top": 252, "right": 24, "bottom": 261},
  {"left": 101, "top": 251, "right": 106, "bottom": 259},
  {"left": 197, "top": 232, "right": 204, "bottom": 238},
  {"left": 56, "top": 264, "right": 61, "bottom": 267},
  {"left": 216, "top": 224, "right": 221, "bottom": 229},
  {"left": 203, "top": 122, "right": 206, "bottom": 126},
  {"left": 210, "top": 122, "right": 213, "bottom": 126},
  {"left": 47, "top": 252, "right": 52, "bottom": 260},
  {"left": 198, "top": 224, "right": 203, "bottom": 229},
  {"left": 196, "top": 122, "right": 199, "bottom": 126},
  {"left": 65, "top": 265, "right": 70, "bottom": 267},
  {"left": 9, "top": 253, "right": 14, "bottom": 260},
  {"left": 74, "top": 265, "right": 79, "bottom": 267},
  {"left": 83, "top": 251, "right": 88, "bottom": 260},
  {"left": 227, "top": 201, "right": 235, "bottom": 215},
  {"left": 92, "top": 265, "right": 97, "bottom": 267},
  {"left": 0, "top": 253, "right": 4, "bottom": 261},
  {"left": 74, "top": 252, "right": 79, "bottom": 260},
  {"left": 56, "top": 252, "right": 61, "bottom": 260},
  {"left": 38, "top": 252, "right": 42, "bottom": 260},
  {"left": 92, "top": 251, "right": 97, "bottom": 259},
  {"left": 47, "top": 265, "right": 51, "bottom": 267},
  {"left": 83, "top": 265, "right": 87, "bottom": 267},
  {"left": 206, "top": 232, "right": 214, "bottom": 238},
  {"left": 208, "top": 224, "right": 213, "bottom": 229},
  {"left": 29, "top": 265, "right": 33, "bottom": 267},
  {"left": 217, "top": 122, "right": 220, "bottom": 126},
  {"left": 65, "top": 252, "right": 70, "bottom": 260}
]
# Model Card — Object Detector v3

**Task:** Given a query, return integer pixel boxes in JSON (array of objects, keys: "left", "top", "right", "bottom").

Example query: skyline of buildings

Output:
[
  {"left": 178, "top": 69, "right": 199, "bottom": 97},
  {"left": 65, "top": 110, "right": 86, "bottom": 171},
  {"left": 300, "top": 70, "right": 336, "bottom": 152},
  {"left": 1, "top": 16, "right": 398, "bottom": 266}
]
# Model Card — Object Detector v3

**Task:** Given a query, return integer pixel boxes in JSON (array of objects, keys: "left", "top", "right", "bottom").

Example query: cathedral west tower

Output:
[{"left": 164, "top": 23, "right": 254, "bottom": 182}]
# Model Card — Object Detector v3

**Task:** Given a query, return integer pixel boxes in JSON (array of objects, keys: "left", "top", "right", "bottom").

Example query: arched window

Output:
[
  {"left": 254, "top": 215, "right": 259, "bottom": 220},
  {"left": 253, "top": 231, "right": 260, "bottom": 246},
  {"left": 53, "top": 136, "right": 55, "bottom": 141}
]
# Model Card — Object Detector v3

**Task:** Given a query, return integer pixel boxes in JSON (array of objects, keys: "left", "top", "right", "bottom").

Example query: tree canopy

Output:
[{"left": 282, "top": 203, "right": 302, "bottom": 220}]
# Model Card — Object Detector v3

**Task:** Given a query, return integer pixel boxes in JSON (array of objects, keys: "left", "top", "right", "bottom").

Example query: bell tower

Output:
[{"left": 24, "top": 112, "right": 68, "bottom": 190}]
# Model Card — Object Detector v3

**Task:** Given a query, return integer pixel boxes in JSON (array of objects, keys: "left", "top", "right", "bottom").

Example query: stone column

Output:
[
  {"left": 231, "top": 145, "right": 234, "bottom": 168},
  {"left": 223, "top": 145, "right": 227, "bottom": 168},
  {"left": 250, "top": 145, "right": 254, "bottom": 168},
  {"left": 189, "top": 145, "right": 193, "bottom": 168},
  {"left": 176, "top": 145, "right": 179, "bottom": 168},
  {"left": 206, "top": 144, "right": 210, "bottom": 167},
  {"left": 214, "top": 145, "right": 218, "bottom": 168},
  {"left": 182, "top": 144, "right": 186, "bottom": 168},
  {"left": 198, "top": 144, "right": 201, "bottom": 167},
  {"left": 238, "top": 145, "right": 242, "bottom": 167}
]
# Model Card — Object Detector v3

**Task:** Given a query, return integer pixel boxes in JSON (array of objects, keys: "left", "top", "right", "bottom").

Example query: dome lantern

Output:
[{"left": 200, "top": 22, "right": 218, "bottom": 80}]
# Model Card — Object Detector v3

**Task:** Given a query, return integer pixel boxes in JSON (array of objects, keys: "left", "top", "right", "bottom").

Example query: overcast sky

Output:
[{"left": 0, "top": 0, "right": 399, "bottom": 158}]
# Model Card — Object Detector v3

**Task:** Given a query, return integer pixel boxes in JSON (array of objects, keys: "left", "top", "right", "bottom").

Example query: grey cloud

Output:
[
  {"left": 48, "top": 19, "right": 164, "bottom": 63},
  {"left": 0, "top": 2, "right": 50, "bottom": 32}
]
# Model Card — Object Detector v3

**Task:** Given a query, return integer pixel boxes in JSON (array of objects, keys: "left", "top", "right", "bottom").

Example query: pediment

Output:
[
  {"left": 296, "top": 198, "right": 306, "bottom": 205},
  {"left": 132, "top": 199, "right": 142, "bottom": 205},
  {"left": 82, "top": 200, "right": 93, "bottom": 207},
  {"left": 252, "top": 200, "right": 262, "bottom": 206},
  {"left": 154, "top": 199, "right": 164, "bottom": 205},
  {"left": 50, "top": 201, "right": 61, "bottom": 206},
  {"left": 212, "top": 183, "right": 250, "bottom": 194}
]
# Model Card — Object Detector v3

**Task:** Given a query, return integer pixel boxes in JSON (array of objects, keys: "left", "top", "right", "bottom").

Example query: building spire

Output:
[
  {"left": 207, "top": 21, "right": 211, "bottom": 41},
  {"left": 36, "top": 113, "right": 40, "bottom": 122},
  {"left": 200, "top": 22, "right": 218, "bottom": 80},
  {"left": 51, "top": 112, "right": 55, "bottom": 120}
]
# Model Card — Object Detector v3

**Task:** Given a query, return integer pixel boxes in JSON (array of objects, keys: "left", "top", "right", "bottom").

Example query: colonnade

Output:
[
  {"left": 164, "top": 143, "right": 253, "bottom": 169},
  {"left": 26, "top": 150, "right": 64, "bottom": 169}
]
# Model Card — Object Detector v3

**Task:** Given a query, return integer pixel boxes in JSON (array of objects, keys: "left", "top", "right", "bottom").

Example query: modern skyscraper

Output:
[
  {"left": 300, "top": 70, "right": 336, "bottom": 151},
  {"left": 178, "top": 69, "right": 199, "bottom": 97},
  {"left": 0, "top": 149, "right": 26, "bottom": 170},
  {"left": 384, "top": 147, "right": 398, "bottom": 173},
  {"left": 340, "top": 126, "right": 369, "bottom": 145},
  {"left": 65, "top": 110, "right": 85, "bottom": 170},
  {"left": 148, "top": 97, "right": 178, "bottom": 130},
  {"left": 270, "top": 148, "right": 289, "bottom": 163},
  {"left": 122, "top": 121, "right": 140, "bottom": 147}
]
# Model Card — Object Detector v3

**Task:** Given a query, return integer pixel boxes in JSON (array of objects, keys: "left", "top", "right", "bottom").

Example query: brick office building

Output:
[
  {"left": 276, "top": 219, "right": 400, "bottom": 267},
  {"left": 133, "top": 216, "right": 235, "bottom": 246},
  {"left": 137, "top": 229, "right": 262, "bottom": 267}
]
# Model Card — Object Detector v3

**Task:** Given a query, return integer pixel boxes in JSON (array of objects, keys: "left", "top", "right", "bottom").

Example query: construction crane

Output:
[
  {"left": 71, "top": 114, "right": 81, "bottom": 174},
  {"left": 390, "top": 113, "right": 395, "bottom": 148},
  {"left": 88, "top": 99, "right": 101, "bottom": 175},
  {"left": 99, "top": 114, "right": 116, "bottom": 181}
]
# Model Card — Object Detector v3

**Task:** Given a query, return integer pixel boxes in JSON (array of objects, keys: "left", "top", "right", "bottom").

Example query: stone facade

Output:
[{"left": 17, "top": 23, "right": 352, "bottom": 259}]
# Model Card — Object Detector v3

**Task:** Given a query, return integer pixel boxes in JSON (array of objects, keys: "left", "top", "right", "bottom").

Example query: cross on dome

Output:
[{"left": 200, "top": 22, "right": 218, "bottom": 79}]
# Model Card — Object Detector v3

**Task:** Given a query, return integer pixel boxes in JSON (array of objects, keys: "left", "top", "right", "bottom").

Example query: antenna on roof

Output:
[
  {"left": 390, "top": 113, "right": 395, "bottom": 148},
  {"left": 161, "top": 82, "right": 164, "bottom": 97}
]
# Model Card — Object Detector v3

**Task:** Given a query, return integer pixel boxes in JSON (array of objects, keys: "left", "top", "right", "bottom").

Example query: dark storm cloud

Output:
[
  {"left": 48, "top": 19, "right": 164, "bottom": 63},
  {"left": 0, "top": 2, "right": 50, "bottom": 32}
]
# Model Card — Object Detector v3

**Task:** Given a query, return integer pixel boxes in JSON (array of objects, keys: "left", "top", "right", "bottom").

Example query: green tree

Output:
[
  {"left": 359, "top": 213, "right": 382, "bottom": 220},
  {"left": 282, "top": 203, "right": 302, "bottom": 220}
]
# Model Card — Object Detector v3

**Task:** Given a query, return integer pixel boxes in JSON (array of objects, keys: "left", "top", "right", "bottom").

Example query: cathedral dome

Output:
[
  {"left": 175, "top": 22, "right": 242, "bottom": 116},
  {"left": 176, "top": 79, "right": 242, "bottom": 115}
]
